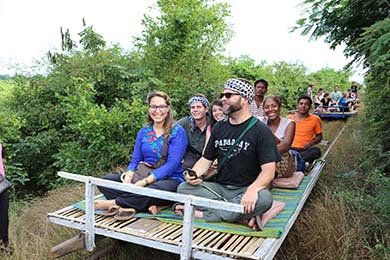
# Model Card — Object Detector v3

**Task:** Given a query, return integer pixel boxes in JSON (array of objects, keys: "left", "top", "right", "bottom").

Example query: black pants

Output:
[
  {"left": 97, "top": 173, "right": 180, "bottom": 211},
  {"left": 291, "top": 147, "right": 321, "bottom": 164},
  {"left": 0, "top": 190, "right": 9, "bottom": 243}
]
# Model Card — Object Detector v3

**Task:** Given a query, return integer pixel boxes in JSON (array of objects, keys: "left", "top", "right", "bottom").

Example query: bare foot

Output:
[
  {"left": 173, "top": 204, "right": 204, "bottom": 218},
  {"left": 94, "top": 199, "right": 116, "bottom": 210},
  {"left": 148, "top": 205, "right": 169, "bottom": 215},
  {"left": 240, "top": 217, "right": 260, "bottom": 231}
]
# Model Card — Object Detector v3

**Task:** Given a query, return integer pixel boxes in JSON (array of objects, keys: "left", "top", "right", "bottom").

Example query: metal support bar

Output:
[
  {"left": 85, "top": 179, "right": 95, "bottom": 251},
  {"left": 56, "top": 171, "right": 245, "bottom": 259},
  {"left": 181, "top": 197, "right": 196, "bottom": 260},
  {"left": 58, "top": 171, "right": 244, "bottom": 214}
]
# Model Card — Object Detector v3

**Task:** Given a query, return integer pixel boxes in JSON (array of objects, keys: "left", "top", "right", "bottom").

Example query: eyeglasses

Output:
[
  {"left": 219, "top": 93, "right": 241, "bottom": 99},
  {"left": 148, "top": 105, "right": 169, "bottom": 111}
]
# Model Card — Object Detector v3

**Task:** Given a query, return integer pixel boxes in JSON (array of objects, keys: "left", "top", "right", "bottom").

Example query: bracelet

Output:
[{"left": 120, "top": 171, "right": 133, "bottom": 182}]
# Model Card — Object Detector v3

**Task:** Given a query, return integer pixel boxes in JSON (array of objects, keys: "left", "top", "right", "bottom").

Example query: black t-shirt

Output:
[
  {"left": 321, "top": 97, "right": 331, "bottom": 107},
  {"left": 350, "top": 85, "right": 358, "bottom": 93},
  {"left": 203, "top": 117, "right": 281, "bottom": 186}
]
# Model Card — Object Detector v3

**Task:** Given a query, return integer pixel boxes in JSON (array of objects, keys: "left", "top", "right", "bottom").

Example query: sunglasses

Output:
[{"left": 219, "top": 93, "right": 241, "bottom": 99}]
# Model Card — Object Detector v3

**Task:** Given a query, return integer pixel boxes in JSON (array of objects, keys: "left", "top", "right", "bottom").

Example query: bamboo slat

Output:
[{"left": 49, "top": 208, "right": 268, "bottom": 259}]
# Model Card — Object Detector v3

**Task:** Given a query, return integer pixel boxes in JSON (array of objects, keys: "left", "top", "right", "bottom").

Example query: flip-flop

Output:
[
  {"left": 99, "top": 205, "right": 120, "bottom": 216},
  {"left": 114, "top": 207, "right": 136, "bottom": 221},
  {"left": 255, "top": 215, "right": 265, "bottom": 231},
  {"left": 171, "top": 203, "right": 184, "bottom": 215}
]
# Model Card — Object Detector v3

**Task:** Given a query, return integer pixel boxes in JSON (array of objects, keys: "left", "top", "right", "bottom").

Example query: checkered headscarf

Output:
[
  {"left": 224, "top": 79, "right": 254, "bottom": 103},
  {"left": 188, "top": 95, "right": 210, "bottom": 108}
]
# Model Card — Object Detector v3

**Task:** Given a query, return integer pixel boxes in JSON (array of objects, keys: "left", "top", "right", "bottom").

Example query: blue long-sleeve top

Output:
[
  {"left": 126, "top": 124, "right": 188, "bottom": 182},
  {"left": 338, "top": 97, "right": 348, "bottom": 107}
]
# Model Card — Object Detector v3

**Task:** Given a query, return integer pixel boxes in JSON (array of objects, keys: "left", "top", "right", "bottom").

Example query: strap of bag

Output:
[
  {"left": 152, "top": 134, "right": 170, "bottom": 168},
  {"left": 217, "top": 117, "right": 258, "bottom": 172},
  {"left": 161, "top": 134, "right": 169, "bottom": 160}
]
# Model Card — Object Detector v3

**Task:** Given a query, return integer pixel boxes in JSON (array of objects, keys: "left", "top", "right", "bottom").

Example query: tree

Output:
[
  {"left": 294, "top": 0, "right": 390, "bottom": 164},
  {"left": 294, "top": 1, "right": 390, "bottom": 256},
  {"left": 294, "top": 0, "right": 389, "bottom": 65},
  {"left": 135, "top": 0, "right": 232, "bottom": 117},
  {"left": 309, "top": 67, "right": 352, "bottom": 91}
]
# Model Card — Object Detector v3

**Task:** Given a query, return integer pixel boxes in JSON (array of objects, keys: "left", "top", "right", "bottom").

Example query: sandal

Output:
[
  {"left": 255, "top": 215, "right": 264, "bottom": 231},
  {"left": 100, "top": 205, "right": 120, "bottom": 216},
  {"left": 114, "top": 207, "right": 136, "bottom": 221},
  {"left": 172, "top": 203, "right": 184, "bottom": 216}
]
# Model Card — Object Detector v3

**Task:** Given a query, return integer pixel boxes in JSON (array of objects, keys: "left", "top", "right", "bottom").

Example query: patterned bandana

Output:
[
  {"left": 188, "top": 95, "right": 210, "bottom": 108},
  {"left": 224, "top": 78, "right": 254, "bottom": 103}
]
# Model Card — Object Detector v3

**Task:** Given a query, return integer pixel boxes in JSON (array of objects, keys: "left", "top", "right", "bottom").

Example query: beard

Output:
[{"left": 223, "top": 99, "right": 243, "bottom": 115}]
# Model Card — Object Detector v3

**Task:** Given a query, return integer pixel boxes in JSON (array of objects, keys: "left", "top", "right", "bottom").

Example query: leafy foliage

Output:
[
  {"left": 294, "top": 0, "right": 390, "bottom": 253},
  {"left": 135, "top": 0, "right": 232, "bottom": 118},
  {"left": 294, "top": 0, "right": 389, "bottom": 64}
]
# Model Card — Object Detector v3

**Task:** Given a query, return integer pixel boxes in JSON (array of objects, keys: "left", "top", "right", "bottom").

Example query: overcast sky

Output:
[{"left": 0, "top": 0, "right": 364, "bottom": 82}]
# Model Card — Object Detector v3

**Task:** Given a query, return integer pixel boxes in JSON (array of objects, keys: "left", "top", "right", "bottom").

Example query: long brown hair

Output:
[{"left": 146, "top": 91, "right": 174, "bottom": 136}]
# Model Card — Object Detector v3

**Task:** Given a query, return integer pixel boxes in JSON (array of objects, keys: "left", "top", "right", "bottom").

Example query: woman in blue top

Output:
[
  {"left": 96, "top": 91, "right": 188, "bottom": 215},
  {"left": 336, "top": 92, "right": 351, "bottom": 112}
]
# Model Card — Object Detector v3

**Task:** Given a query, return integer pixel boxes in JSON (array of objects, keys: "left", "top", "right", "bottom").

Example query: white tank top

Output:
[{"left": 266, "top": 117, "right": 293, "bottom": 143}]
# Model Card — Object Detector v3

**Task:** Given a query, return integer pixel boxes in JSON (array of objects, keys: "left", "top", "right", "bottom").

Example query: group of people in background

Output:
[
  {"left": 308, "top": 82, "right": 359, "bottom": 113},
  {"left": 95, "top": 77, "right": 324, "bottom": 231}
]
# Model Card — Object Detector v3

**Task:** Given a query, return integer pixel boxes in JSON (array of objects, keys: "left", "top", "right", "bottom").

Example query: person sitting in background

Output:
[
  {"left": 336, "top": 92, "right": 351, "bottom": 112},
  {"left": 177, "top": 94, "right": 210, "bottom": 170},
  {"left": 314, "top": 88, "right": 324, "bottom": 109},
  {"left": 250, "top": 79, "right": 268, "bottom": 121},
  {"left": 350, "top": 81, "right": 358, "bottom": 99},
  {"left": 347, "top": 89, "right": 358, "bottom": 111},
  {"left": 319, "top": 92, "right": 335, "bottom": 112},
  {"left": 96, "top": 91, "right": 188, "bottom": 215},
  {"left": 203, "top": 99, "right": 225, "bottom": 179},
  {"left": 306, "top": 82, "right": 314, "bottom": 102},
  {"left": 208, "top": 99, "right": 225, "bottom": 130},
  {"left": 330, "top": 85, "right": 342, "bottom": 103},
  {"left": 263, "top": 95, "right": 305, "bottom": 172},
  {"left": 0, "top": 144, "right": 10, "bottom": 255},
  {"left": 288, "top": 96, "right": 322, "bottom": 164}
]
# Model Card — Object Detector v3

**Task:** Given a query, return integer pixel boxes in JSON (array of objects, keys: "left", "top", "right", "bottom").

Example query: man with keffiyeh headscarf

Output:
[
  {"left": 175, "top": 79, "right": 280, "bottom": 231},
  {"left": 177, "top": 93, "right": 211, "bottom": 170}
]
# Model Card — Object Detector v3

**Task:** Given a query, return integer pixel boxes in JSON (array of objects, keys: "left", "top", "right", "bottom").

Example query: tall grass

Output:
[
  {"left": 7, "top": 184, "right": 178, "bottom": 260},
  {"left": 276, "top": 114, "right": 387, "bottom": 260},
  {"left": 5, "top": 114, "right": 387, "bottom": 259}
]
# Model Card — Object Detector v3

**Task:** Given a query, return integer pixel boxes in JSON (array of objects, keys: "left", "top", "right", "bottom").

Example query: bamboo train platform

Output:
[
  {"left": 313, "top": 106, "right": 358, "bottom": 119},
  {"left": 48, "top": 127, "right": 344, "bottom": 259}
]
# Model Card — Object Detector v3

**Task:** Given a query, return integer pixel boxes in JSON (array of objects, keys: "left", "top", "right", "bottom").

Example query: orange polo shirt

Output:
[{"left": 287, "top": 113, "right": 322, "bottom": 149}]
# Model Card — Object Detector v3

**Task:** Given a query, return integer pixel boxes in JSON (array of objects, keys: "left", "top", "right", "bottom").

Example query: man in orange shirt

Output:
[{"left": 288, "top": 96, "right": 322, "bottom": 163}]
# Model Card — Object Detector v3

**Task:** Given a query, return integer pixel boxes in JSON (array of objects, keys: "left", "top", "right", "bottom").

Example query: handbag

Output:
[
  {"left": 274, "top": 136, "right": 296, "bottom": 178},
  {"left": 130, "top": 134, "right": 169, "bottom": 183},
  {"left": 0, "top": 175, "right": 11, "bottom": 194}
]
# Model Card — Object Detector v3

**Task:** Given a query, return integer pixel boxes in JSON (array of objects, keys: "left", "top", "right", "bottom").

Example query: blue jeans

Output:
[
  {"left": 291, "top": 147, "right": 321, "bottom": 164},
  {"left": 290, "top": 149, "right": 306, "bottom": 171}
]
